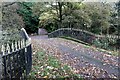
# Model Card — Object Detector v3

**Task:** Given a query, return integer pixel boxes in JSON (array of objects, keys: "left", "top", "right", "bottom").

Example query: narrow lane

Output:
[
  {"left": 31, "top": 35, "right": 119, "bottom": 78},
  {"left": 59, "top": 44, "right": 118, "bottom": 78}
]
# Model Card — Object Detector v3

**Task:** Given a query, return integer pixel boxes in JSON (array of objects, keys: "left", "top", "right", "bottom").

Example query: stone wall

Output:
[
  {"left": 48, "top": 28, "right": 120, "bottom": 50},
  {"left": 49, "top": 28, "right": 95, "bottom": 44}
]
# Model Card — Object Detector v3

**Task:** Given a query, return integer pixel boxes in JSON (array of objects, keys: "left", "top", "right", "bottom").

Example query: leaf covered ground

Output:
[
  {"left": 28, "top": 49, "right": 81, "bottom": 79},
  {"left": 30, "top": 35, "right": 119, "bottom": 79}
]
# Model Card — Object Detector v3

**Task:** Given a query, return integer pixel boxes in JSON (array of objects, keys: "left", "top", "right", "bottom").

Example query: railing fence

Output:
[{"left": 0, "top": 28, "right": 32, "bottom": 79}]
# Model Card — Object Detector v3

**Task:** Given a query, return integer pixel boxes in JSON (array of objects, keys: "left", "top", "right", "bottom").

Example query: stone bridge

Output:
[{"left": 31, "top": 29, "right": 119, "bottom": 79}]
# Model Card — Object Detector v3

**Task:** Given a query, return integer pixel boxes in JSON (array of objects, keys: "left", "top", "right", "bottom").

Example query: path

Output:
[{"left": 31, "top": 35, "right": 119, "bottom": 79}]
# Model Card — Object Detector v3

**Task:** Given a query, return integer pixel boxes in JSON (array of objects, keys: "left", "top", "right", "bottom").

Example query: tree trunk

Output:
[{"left": 58, "top": 2, "right": 62, "bottom": 23}]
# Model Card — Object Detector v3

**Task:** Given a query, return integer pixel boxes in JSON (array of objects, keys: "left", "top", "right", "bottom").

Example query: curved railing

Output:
[
  {"left": 49, "top": 28, "right": 119, "bottom": 42},
  {"left": 48, "top": 28, "right": 120, "bottom": 50},
  {"left": 0, "top": 28, "right": 32, "bottom": 79}
]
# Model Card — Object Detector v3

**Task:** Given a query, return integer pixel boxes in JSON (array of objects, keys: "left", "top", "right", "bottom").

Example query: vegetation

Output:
[
  {"left": 30, "top": 2, "right": 119, "bottom": 52},
  {"left": 60, "top": 36, "right": 118, "bottom": 56},
  {"left": 115, "top": 1, "right": 120, "bottom": 35},
  {"left": 1, "top": 1, "right": 119, "bottom": 79},
  {"left": 60, "top": 36, "right": 90, "bottom": 45},
  {"left": 28, "top": 50, "right": 81, "bottom": 79},
  {"left": 32, "top": 2, "right": 118, "bottom": 35},
  {"left": 2, "top": 1, "right": 114, "bottom": 39},
  {"left": 17, "top": 2, "right": 39, "bottom": 33},
  {"left": 1, "top": 1, "right": 119, "bottom": 52},
  {"left": 2, "top": 2, "right": 119, "bottom": 35},
  {"left": 2, "top": 2, "right": 24, "bottom": 43}
]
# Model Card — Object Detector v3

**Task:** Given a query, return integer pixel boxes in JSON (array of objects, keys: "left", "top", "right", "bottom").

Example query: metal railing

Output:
[{"left": 0, "top": 28, "right": 32, "bottom": 79}]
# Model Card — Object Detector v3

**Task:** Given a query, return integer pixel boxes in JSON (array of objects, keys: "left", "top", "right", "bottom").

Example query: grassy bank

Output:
[
  {"left": 28, "top": 50, "right": 82, "bottom": 80},
  {"left": 60, "top": 36, "right": 118, "bottom": 56}
]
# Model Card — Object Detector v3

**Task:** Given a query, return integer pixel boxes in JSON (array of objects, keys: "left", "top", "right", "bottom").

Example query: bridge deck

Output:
[{"left": 31, "top": 35, "right": 119, "bottom": 78}]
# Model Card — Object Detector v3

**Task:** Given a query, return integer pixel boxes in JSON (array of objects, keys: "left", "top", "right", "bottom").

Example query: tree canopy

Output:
[
  {"left": 31, "top": 2, "right": 115, "bottom": 35},
  {"left": 1, "top": 2, "right": 119, "bottom": 35}
]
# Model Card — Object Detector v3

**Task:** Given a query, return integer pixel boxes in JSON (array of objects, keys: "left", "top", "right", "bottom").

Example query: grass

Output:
[
  {"left": 28, "top": 50, "right": 82, "bottom": 80},
  {"left": 60, "top": 36, "right": 119, "bottom": 56},
  {"left": 60, "top": 36, "right": 90, "bottom": 46}
]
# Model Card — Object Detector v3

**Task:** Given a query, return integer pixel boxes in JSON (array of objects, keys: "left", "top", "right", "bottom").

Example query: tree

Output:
[
  {"left": 58, "top": 2, "right": 63, "bottom": 23},
  {"left": 115, "top": 1, "right": 120, "bottom": 35},
  {"left": 32, "top": 2, "right": 112, "bottom": 34},
  {"left": 17, "top": 2, "right": 39, "bottom": 33},
  {"left": 2, "top": 2, "right": 25, "bottom": 43},
  {"left": 82, "top": 2, "right": 112, "bottom": 34}
]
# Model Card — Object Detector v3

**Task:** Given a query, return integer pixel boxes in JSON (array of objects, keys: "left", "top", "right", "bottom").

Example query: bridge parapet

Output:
[{"left": 48, "top": 28, "right": 120, "bottom": 51}]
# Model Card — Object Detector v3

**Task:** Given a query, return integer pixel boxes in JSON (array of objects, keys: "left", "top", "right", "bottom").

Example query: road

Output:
[{"left": 31, "top": 35, "right": 119, "bottom": 79}]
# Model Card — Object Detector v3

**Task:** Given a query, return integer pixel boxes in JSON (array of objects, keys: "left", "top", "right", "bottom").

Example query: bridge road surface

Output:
[{"left": 31, "top": 35, "right": 119, "bottom": 79}]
